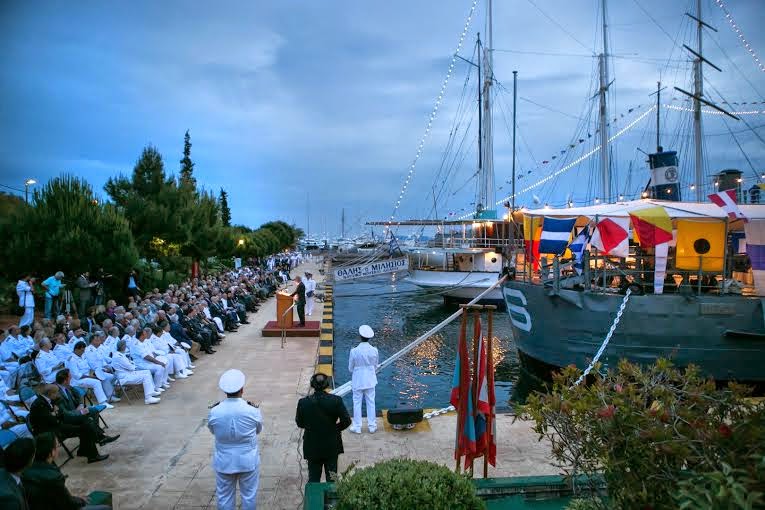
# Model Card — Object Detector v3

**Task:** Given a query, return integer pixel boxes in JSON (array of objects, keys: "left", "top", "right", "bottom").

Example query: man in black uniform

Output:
[
  {"left": 295, "top": 373, "right": 351, "bottom": 483},
  {"left": 290, "top": 276, "right": 306, "bottom": 327}
]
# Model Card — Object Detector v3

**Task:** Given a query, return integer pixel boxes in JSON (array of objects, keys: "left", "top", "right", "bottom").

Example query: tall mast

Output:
[
  {"left": 306, "top": 192, "right": 310, "bottom": 240},
  {"left": 483, "top": 0, "right": 495, "bottom": 215},
  {"left": 341, "top": 208, "right": 345, "bottom": 239},
  {"left": 512, "top": 70, "right": 517, "bottom": 211},
  {"left": 476, "top": 32, "right": 483, "bottom": 215},
  {"left": 598, "top": 0, "right": 611, "bottom": 203},
  {"left": 693, "top": 0, "right": 704, "bottom": 201},
  {"left": 656, "top": 81, "right": 661, "bottom": 150}
]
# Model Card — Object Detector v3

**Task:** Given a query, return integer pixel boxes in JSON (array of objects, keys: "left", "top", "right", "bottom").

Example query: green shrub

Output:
[
  {"left": 523, "top": 359, "right": 765, "bottom": 510},
  {"left": 334, "top": 459, "right": 484, "bottom": 510}
]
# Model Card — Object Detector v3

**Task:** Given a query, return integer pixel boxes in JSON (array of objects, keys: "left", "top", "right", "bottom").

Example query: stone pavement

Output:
[{"left": 60, "top": 260, "right": 556, "bottom": 509}]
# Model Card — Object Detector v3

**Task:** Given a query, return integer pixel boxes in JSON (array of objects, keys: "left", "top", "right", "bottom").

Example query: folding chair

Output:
[
  {"left": 56, "top": 432, "right": 78, "bottom": 467},
  {"left": 0, "top": 429, "right": 19, "bottom": 449},
  {"left": 113, "top": 378, "right": 142, "bottom": 404},
  {"left": 83, "top": 390, "right": 109, "bottom": 430}
]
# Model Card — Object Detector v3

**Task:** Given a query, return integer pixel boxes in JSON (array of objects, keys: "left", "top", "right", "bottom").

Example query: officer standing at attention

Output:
[
  {"left": 290, "top": 276, "right": 306, "bottom": 327},
  {"left": 295, "top": 373, "right": 351, "bottom": 483},
  {"left": 348, "top": 325, "right": 379, "bottom": 434},
  {"left": 208, "top": 369, "right": 263, "bottom": 510}
]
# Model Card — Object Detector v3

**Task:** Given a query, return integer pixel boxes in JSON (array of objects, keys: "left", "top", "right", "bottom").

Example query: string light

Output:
[
  {"left": 714, "top": 0, "right": 765, "bottom": 73},
  {"left": 385, "top": 0, "right": 479, "bottom": 233},
  {"left": 663, "top": 104, "right": 764, "bottom": 115},
  {"left": 457, "top": 105, "right": 656, "bottom": 218}
]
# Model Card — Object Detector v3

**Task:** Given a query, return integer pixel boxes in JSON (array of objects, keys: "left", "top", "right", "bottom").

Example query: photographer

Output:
[{"left": 41, "top": 272, "right": 65, "bottom": 320}]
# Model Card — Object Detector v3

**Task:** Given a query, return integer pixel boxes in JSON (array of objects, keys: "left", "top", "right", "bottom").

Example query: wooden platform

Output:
[{"left": 261, "top": 320, "right": 321, "bottom": 337}]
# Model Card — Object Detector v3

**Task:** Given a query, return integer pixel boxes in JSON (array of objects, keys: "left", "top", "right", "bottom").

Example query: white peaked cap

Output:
[
  {"left": 358, "top": 325, "right": 375, "bottom": 339},
  {"left": 219, "top": 369, "right": 246, "bottom": 393}
]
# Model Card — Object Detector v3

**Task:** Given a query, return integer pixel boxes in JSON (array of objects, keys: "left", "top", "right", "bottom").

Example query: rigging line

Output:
[
  {"left": 525, "top": 0, "right": 592, "bottom": 52},
  {"left": 707, "top": 30, "right": 765, "bottom": 102},
  {"left": 631, "top": 0, "right": 676, "bottom": 44},
  {"left": 722, "top": 116, "right": 760, "bottom": 179},
  {"left": 492, "top": 49, "right": 593, "bottom": 58},
  {"left": 704, "top": 77, "right": 765, "bottom": 149},
  {"left": 713, "top": 0, "right": 765, "bottom": 73},
  {"left": 518, "top": 95, "right": 583, "bottom": 121}
]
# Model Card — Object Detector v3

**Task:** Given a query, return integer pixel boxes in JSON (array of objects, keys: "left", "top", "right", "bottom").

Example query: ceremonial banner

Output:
[
  {"left": 629, "top": 207, "right": 673, "bottom": 247},
  {"left": 709, "top": 190, "right": 747, "bottom": 221},
  {"left": 745, "top": 219, "right": 765, "bottom": 295},
  {"left": 333, "top": 256, "right": 408, "bottom": 281},
  {"left": 523, "top": 215, "right": 543, "bottom": 270},
  {"left": 451, "top": 313, "right": 476, "bottom": 468}
]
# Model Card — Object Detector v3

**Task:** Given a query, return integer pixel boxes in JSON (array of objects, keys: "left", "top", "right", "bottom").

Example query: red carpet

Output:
[{"left": 261, "top": 320, "right": 321, "bottom": 337}]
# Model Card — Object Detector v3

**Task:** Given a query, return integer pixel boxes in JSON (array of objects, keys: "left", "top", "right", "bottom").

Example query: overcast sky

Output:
[{"left": 1, "top": 0, "right": 764, "bottom": 238}]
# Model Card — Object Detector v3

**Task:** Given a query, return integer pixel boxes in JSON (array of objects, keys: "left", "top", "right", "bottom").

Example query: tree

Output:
[
  {"left": 1, "top": 175, "right": 139, "bottom": 280},
  {"left": 260, "top": 221, "right": 301, "bottom": 249},
  {"left": 105, "top": 145, "right": 190, "bottom": 262},
  {"left": 219, "top": 188, "right": 231, "bottom": 227},
  {"left": 179, "top": 130, "right": 196, "bottom": 190}
]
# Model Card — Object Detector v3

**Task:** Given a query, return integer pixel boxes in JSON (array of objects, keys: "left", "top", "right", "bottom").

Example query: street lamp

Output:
[
  {"left": 24, "top": 178, "right": 36, "bottom": 204},
  {"left": 238, "top": 239, "right": 245, "bottom": 246}
]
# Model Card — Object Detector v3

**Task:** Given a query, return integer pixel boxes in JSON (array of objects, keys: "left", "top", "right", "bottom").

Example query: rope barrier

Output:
[{"left": 571, "top": 287, "right": 632, "bottom": 387}]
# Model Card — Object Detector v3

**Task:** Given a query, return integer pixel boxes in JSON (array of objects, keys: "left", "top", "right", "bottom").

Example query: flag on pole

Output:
[
  {"left": 568, "top": 226, "right": 591, "bottom": 274},
  {"left": 709, "top": 190, "right": 747, "bottom": 221},
  {"left": 451, "top": 314, "right": 476, "bottom": 467},
  {"left": 388, "top": 234, "right": 403, "bottom": 256},
  {"left": 629, "top": 207, "right": 673, "bottom": 294},
  {"left": 591, "top": 217, "right": 630, "bottom": 257},
  {"left": 538, "top": 217, "right": 576, "bottom": 255},
  {"left": 471, "top": 320, "right": 488, "bottom": 466},
  {"left": 523, "top": 215, "right": 543, "bottom": 270},
  {"left": 745, "top": 219, "right": 765, "bottom": 296}
]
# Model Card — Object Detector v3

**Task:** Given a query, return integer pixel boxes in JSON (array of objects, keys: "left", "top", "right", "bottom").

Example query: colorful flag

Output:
[
  {"left": 745, "top": 219, "right": 765, "bottom": 295},
  {"left": 568, "top": 226, "right": 591, "bottom": 274},
  {"left": 591, "top": 217, "right": 630, "bottom": 257},
  {"left": 675, "top": 220, "right": 725, "bottom": 271},
  {"left": 452, "top": 313, "right": 476, "bottom": 466},
  {"left": 523, "top": 215, "right": 543, "bottom": 270},
  {"left": 388, "top": 234, "right": 402, "bottom": 256},
  {"left": 539, "top": 217, "right": 576, "bottom": 255},
  {"left": 709, "top": 190, "right": 747, "bottom": 221},
  {"left": 470, "top": 317, "right": 488, "bottom": 467},
  {"left": 629, "top": 207, "right": 673, "bottom": 248}
]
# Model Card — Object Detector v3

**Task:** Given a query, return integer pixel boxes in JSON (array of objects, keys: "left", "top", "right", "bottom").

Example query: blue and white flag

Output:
[
  {"left": 538, "top": 217, "right": 576, "bottom": 255},
  {"left": 388, "top": 234, "right": 402, "bottom": 256},
  {"left": 568, "top": 225, "right": 591, "bottom": 274}
]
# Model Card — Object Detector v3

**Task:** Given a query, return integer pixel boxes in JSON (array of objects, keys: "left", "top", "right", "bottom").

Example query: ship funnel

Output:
[{"left": 647, "top": 148, "right": 681, "bottom": 201}]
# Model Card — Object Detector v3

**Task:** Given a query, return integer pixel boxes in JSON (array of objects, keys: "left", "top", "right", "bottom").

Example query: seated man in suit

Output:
[
  {"left": 22, "top": 432, "right": 112, "bottom": 510},
  {"left": 0, "top": 437, "right": 35, "bottom": 509},
  {"left": 28, "top": 384, "right": 109, "bottom": 464},
  {"left": 54, "top": 369, "right": 119, "bottom": 446}
]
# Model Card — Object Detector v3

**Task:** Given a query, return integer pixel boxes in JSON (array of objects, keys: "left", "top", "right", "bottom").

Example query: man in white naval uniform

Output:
[
  {"left": 304, "top": 272, "right": 316, "bottom": 316},
  {"left": 208, "top": 369, "right": 263, "bottom": 510},
  {"left": 66, "top": 341, "right": 114, "bottom": 409},
  {"left": 35, "top": 338, "right": 65, "bottom": 384},
  {"left": 348, "top": 325, "right": 379, "bottom": 434},
  {"left": 84, "top": 331, "right": 120, "bottom": 403},
  {"left": 111, "top": 339, "right": 161, "bottom": 404},
  {"left": 130, "top": 329, "right": 169, "bottom": 391}
]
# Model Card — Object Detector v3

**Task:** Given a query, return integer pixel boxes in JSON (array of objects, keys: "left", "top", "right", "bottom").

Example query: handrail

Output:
[
  {"left": 281, "top": 302, "right": 296, "bottom": 349},
  {"left": 331, "top": 275, "right": 508, "bottom": 397}
]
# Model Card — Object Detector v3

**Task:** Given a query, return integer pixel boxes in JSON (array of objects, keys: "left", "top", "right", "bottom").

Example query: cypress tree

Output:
[
  {"left": 219, "top": 188, "right": 232, "bottom": 226},
  {"left": 179, "top": 130, "right": 196, "bottom": 189}
]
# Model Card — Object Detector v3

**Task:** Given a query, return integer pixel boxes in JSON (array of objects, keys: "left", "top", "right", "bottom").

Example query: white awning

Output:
[{"left": 521, "top": 199, "right": 765, "bottom": 221}]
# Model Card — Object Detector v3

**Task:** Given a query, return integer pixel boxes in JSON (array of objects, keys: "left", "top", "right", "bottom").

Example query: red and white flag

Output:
[
  {"left": 709, "top": 190, "right": 747, "bottom": 221},
  {"left": 591, "top": 217, "right": 630, "bottom": 258}
]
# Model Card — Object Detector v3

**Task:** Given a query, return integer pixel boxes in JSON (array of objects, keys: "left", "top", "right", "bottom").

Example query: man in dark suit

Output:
[
  {"left": 54, "top": 369, "right": 119, "bottom": 447},
  {"left": 295, "top": 373, "right": 351, "bottom": 483},
  {"left": 290, "top": 276, "right": 307, "bottom": 327},
  {"left": 28, "top": 385, "right": 107, "bottom": 464},
  {"left": 0, "top": 437, "right": 34, "bottom": 509}
]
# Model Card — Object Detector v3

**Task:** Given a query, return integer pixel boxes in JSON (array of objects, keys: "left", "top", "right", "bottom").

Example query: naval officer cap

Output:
[
  {"left": 219, "top": 369, "right": 246, "bottom": 393},
  {"left": 358, "top": 325, "right": 375, "bottom": 339}
]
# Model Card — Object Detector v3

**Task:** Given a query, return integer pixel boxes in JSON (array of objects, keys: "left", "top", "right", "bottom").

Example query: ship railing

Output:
[{"left": 515, "top": 250, "right": 745, "bottom": 296}]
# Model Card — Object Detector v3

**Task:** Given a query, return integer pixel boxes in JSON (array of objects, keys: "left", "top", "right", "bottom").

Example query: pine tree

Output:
[
  {"left": 219, "top": 188, "right": 232, "bottom": 226},
  {"left": 179, "top": 130, "right": 196, "bottom": 189}
]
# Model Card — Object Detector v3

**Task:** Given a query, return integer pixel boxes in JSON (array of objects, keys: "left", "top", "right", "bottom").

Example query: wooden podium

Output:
[{"left": 276, "top": 291, "right": 294, "bottom": 328}]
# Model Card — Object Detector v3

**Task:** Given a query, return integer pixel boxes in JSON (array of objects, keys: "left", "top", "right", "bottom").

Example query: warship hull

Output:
[{"left": 502, "top": 280, "right": 765, "bottom": 382}]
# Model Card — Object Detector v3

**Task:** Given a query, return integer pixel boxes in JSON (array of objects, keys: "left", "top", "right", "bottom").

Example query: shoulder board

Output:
[{"left": 209, "top": 401, "right": 221, "bottom": 409}]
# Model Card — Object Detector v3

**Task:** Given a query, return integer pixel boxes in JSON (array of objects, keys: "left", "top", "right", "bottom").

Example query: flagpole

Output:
[
  {"left": 484, "top": 306, "right": 494, "bottom": 479},
  {"left": 470, "top": 309, "right": 481, "bottom": 476},
  {"left": 455, "top": 312, "right": 468, "bottom": 474}
]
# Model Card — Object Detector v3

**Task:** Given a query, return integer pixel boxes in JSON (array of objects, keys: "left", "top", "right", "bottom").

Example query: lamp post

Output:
[
  {"left": 24, "top": 178, "right": 36, "bottom": 204},
  {"left": 238, "top": 239, "right": 245, "bottom": 247}
]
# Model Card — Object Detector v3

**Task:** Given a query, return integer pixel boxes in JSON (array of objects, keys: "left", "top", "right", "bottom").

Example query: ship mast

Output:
[
  {"left": 692, "top": 0, "right": 704, "bottom": 202},
  {"left": 598, "top": 0, "right": 611, "bottom": 203},
  {"left": 474, "top": 0, "right": 495, "bottom": 218}
]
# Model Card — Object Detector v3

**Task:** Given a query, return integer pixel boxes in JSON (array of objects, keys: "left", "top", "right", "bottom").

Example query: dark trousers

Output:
[
  {"left": 59, "top": 422, "right": 99, "bottom": 459},
  {"left": 307, "top": 456, "right": 338, "bottom": 483},
  {"left": 296, "top": 300, "right": 306, "bottom": 326}
]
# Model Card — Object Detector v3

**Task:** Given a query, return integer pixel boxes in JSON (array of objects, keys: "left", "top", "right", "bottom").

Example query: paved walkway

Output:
[{"left": 61, "top": 261, "right": 555, "bottom": 509}]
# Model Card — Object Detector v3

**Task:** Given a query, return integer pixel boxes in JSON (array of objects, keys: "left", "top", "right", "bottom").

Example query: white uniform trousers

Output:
[
  {"left": 96, "top": 371, "right": 115, "bottom": 400},
  {"left": 351, "top": 387, "right": 377, "bottom": 432},
  {"left": 138, "top": 362, "right": 167, "bottom": 389},
  {"left": 19, "top": 307, "right": 34, "bottom": 328},
  {"left": 117, "top": 371, "right": 156, "bottom": 400},
  {"left": 167, "top": 352, "right": 187, "bottom": 374},
  {"left": 72, "top": 377, "right": 108, "bottom": 404},
  {"left": 216, "top": 465, "right": 260, "bottom": 510},
  {"left": 213, "top": 317, "right": 224, "bottom": 333},
  {"left": 305, "top": 297, "right": 314, "bottom": 316}
]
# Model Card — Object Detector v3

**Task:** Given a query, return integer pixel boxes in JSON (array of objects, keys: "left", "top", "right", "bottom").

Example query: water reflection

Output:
[{"left": 334, "top": 273, "right": 525, "bottom": 411}]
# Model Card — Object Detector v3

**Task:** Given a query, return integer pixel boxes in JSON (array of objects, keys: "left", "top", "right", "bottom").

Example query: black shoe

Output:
[
  {"left": 98, "top": 435, "right": 120, "bottom": 446},
  {"left": 87, "top": 454, "right": 109, "bottom": 464},
  {"left": 242, "top": 321, "right": 251, "bottom": 324},
  {"left": 205, "top": 348, "right": 216, "bottom": 354}
]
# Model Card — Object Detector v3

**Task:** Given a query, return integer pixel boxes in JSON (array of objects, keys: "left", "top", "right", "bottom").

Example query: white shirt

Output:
[
  {"left": 150, "top": 334, "right": 170, "bottom": 356},
  {"left": 207, "top": 398, "right": 263, "bottom": 474},
  {"left": 111, "top": 351, "right": 137, "bottom": 374},
  {"left": 305, "top": 278, "right": 317, "bottom": 295},
  {"left": 349, "top": 342, "right": 379, "bottom": 390},
  {"left": 52, "top": 343, "right": 73, "bottom": 363},
  {"left": 130, "top": 339, "right": 156, "bottom": 369},
  {"left": 35, "top": 349, "right": 63, "bottom": 384},
  {"left": 0, "top": 338, "right": 18, "bottom": 362},
  {"left": 66, "top": 353, "right": 92, "bottom": 381},
  {"left": 104, "top": 335, "right": 120, "bottom": 353},
  {"left": 16, "top": 280, "right": 34, "bottom": 308},
  {"left": 85, "top": 344, "right": 112, "bottom": 373}
]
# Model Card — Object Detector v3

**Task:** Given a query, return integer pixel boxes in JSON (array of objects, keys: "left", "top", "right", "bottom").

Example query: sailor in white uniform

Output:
[
  {"left": 208, "top": 369, "right": 263, "bottom": 510},
  {"left": 304, "top": 272, "right": 316, "bottom": 316},
  {"left": 348, "top": 325, "right": 379, "bottom": 433}
]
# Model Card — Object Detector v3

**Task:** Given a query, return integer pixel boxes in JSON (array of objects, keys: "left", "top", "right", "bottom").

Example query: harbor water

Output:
[{"left": 332, "top": 272, "right": 523, "bottom": 411}]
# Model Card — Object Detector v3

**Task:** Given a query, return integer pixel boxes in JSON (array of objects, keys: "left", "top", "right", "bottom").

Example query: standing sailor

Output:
[
  {"left": 304, "top": 272, "right": 316, "bottom": 317},
  {"left": 348, "top": 325, "right": 378, "bottom": 434},
  {"left": 208, "top": 369, "right": 263, "bottom": 510},
  {"left": 290, "top": 276, "right": 306, "bottom": 327}
]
